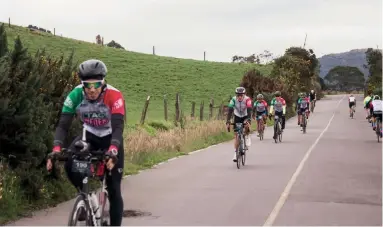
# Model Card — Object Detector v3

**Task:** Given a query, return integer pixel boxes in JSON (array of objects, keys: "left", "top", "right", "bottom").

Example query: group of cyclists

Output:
[
  {"left": 42, "top": 57, "right": 381, "bottom": 225},
  {"left": 225, "top": 87, "right": 316, "bottom": 162},
  {"left": 362, "top": 92, "right": 382, "bottom": 136}
]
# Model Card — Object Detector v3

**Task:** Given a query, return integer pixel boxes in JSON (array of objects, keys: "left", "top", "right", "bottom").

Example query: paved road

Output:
[{"left": 8, "top": 95, "right": 382, "bottom": 226}]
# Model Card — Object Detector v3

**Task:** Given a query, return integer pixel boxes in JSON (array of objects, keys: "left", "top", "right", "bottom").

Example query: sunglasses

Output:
[{"left": 82, "top": 80, "right": 104, "bottom": 89}]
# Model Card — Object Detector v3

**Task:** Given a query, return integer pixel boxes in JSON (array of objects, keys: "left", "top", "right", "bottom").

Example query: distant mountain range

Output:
[{"left": 318, "top": 49, "right": 374, "bottom": 79}]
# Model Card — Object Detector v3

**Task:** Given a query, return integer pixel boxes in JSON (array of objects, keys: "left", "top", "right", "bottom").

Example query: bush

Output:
[{"left": 0, "top": 23, "right": 80, "bottom": 223}]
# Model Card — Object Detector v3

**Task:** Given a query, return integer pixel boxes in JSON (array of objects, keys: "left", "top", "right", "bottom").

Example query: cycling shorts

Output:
[
  {"left": 349, "top": 102, "right": 355, "bottom": 108},
  {"left": 233, "top": 115, "right": 249, "bottom": 133},
  {"left": 298, "top": 107, "right": 308, "bottom": 115}
]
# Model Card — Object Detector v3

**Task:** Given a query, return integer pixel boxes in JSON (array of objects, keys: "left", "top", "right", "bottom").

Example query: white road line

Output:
[{"left": 263, "top": 95, "right": 345, "bottom": 226}]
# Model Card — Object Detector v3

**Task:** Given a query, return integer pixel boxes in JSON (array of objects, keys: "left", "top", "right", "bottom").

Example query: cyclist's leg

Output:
[
  {"left": 276, "top": 111, "right": 285, "bottom": 130},
  {"left": 106, "top": 142, "right": 124, "bottom": 226},
  {"left": 298, "top": 109, "right": 303, "bottom": 126}
]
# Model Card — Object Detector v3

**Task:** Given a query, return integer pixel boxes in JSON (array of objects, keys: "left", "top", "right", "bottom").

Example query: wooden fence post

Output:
[
  {"left": 175, "top": 93, "right": 180, "bottom": 122},
  {"left": 140, "top": 96, "right": 151, "bottom": 125},
  {"left": 191, "top": 101, "right": 196, "bottom": 118},
  {"left": 153, "top": 46, "right": 155, "bottom": 55},
  {"left": 8, "top": 18, "right": 10, "bottom": 27},
  {"left": 200, "top": 101, "right": 204, "bottom": 121},
  {"left": 164, "top": 95, "right": 168, "bottom": 121},
  {"left": 209, "top": 98, "right": 214, "bottom": 119}
]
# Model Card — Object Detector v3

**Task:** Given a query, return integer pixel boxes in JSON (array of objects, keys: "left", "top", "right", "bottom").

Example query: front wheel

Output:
[{"left": 67, "top": 194, "right": 92, "bottom": 226}]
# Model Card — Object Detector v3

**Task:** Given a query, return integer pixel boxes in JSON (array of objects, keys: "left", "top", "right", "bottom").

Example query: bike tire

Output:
[
  {"left": 67, "top": 194, "right": 92, "bottom": 226},
  {"left": 274, "top": 122, "right": 278, "bottom": 144},
  {"left": 303, "top": 115, "right": 307, "bottom": 134},
  {"left": 377, "top": 122, "right": 381, "bottom": 143},
  {"left": 259, "top": 120, "right": 264, "bottom": 141},
  {"left": 278, "top": 121, "right": 283, "bottom": 142},
  {"left": 241, "top": 136, "right": 246, "bottom": 166},
  {"left": 236, "top": 136, "right": 241, "bottom": 169}
]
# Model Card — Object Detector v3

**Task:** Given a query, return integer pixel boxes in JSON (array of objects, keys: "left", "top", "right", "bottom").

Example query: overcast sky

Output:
[{"left": 1, "top": 0, "right": 382, "bottom": 62}]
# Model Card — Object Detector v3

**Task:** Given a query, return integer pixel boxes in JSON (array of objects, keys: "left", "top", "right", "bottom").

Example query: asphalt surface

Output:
[{"left": 8, "top": 95, "right": 382, "bottom": 226}]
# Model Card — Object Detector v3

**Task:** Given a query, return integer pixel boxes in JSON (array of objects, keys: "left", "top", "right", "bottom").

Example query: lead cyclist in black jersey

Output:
[{"left": 46, "top": 59, "right": 126, "bottom": 226}]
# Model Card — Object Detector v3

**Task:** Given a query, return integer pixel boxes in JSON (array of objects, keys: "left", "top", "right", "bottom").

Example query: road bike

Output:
[
  {"left": 256, "top": 115, "right": 265, "bottom": 140},
  {"left": 374, "top": 115, "right": 382, "bottom": 143},
  {"left": 302, "top": 109, "right": 309, "bottom": 134},
  {"left": 310, "top": 99, "right": 316, "bottom": 113},
  {"left": 273, "top": 115, "right": 283, "bottom": 143},
  {"left": 48, "top": 130, "right": 113, "bottom": 226},
  {"left": 349, "top": 105, "right": 356, "bottom": 119},
  {"left": 228, "top": 122, "right": 247, "bottom": 169}
]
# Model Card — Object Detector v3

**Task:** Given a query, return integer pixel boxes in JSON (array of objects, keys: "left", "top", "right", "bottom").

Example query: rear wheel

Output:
[{"left": 377, "top": 121, "right": 381, "bottom": 143}]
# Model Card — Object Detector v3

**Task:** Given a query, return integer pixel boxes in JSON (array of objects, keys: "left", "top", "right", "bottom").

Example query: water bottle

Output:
[{"left": 90, "top": 193, "right": 101, "bottom": 219}]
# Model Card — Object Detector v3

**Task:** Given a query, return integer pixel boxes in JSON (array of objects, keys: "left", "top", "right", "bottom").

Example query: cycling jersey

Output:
[
  {"left": 309, "top": 92, "right": 316, "bottom": 101},
  {"left": 371, "top": 100, "right": 383, "bottom": 113},
  {"left": 54, "top": 84, "right": 126, "bottom": 148},
  {"left": 270, "top": 97, "right": 286, "bottom": 114},
  {"left": 254, "top": 100, "right": 268, "bottom": 114},
  {"left": 364, "top": 96, "right": 372, "bottom": 108},
  {"left": 227, "top": 95, "right": 252, "bottom": 118},
  {"left": 349, "top": 96, "right": 356, "bottom": 103},
  {"left": 297, "top": 97, "right": 310, "bottom": 109}
]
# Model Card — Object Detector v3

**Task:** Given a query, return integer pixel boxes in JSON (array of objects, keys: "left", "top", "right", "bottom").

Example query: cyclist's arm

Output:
[
  {"left": 246, "top": 98, "right": 252, "bottom": 122},
  {"left": 53, "top": 88, "right": 81, "bottom": 147},
  {"left": 53, "top": 113, "right": 74, "bottom": 147},
  {"left": 226, "top": 98, "right": 235, "bottom": 123},
  {"left": 108, "top": 91, "right": 126, "bottom": 148},
  {"left": 282, "top": 98, "right": 287, "bottom": 115},
  {"left": 263, "top": 101, "right": 268, "bottom": 115}
]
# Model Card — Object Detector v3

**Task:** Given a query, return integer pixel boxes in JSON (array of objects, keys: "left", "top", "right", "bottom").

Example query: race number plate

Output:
[{"left": 72, "top": 160, "right": 91, "bottom": 175}]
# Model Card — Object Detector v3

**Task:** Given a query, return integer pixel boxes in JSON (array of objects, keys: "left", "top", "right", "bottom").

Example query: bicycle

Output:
[
  {"left": 350, "top": 105, "right": 355, "bottom": 119},
  {"left": 310, "top": 99, "right": 316, "bottom": 113},
  {"left": 374, "top": 115, "right": 382, "bottom": 142},
  {"left": 271, "top": 114, "right": 283, "bottom": 143},
  {"left": 228, "top": 122, "right": 247, "bottom": 169},
  {"left": 48, "top": 140, "right": 112, "bottom": 226},
  {"left": 256, "top": 115, "right": 265, "bottom": 140},
  {"left": 301, "top": 109, "right": 309, "bottom": 134}
]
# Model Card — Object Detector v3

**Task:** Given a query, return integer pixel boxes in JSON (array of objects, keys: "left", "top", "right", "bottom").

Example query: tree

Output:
[
  {"left": 324, "top": 66, "right": 365, "bottom": 91},
  {"left": 364, "top": 48, "right": 382, "bottom": 95}
]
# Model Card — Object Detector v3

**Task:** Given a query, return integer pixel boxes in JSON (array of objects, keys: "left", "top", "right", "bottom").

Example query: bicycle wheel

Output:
[
  {"left": 278, "top": 121, "right": 283, "bottom": 142},
  {"left": 241, "top": 145, "right": 246, "bottom": 166},
  {"left": 302, "top": 114, "right": 307, "bottom": 134},
  {"left": 377, "top": 121, "right": 381, "bottom": 143},
  {"left": 274, "top": 122, "right": 278, "bottom": 143},
  {"left": 67, "top": 194, "right": 92, "bottom": 226},
  {"left": 310, "top": 103, "right": 314, "bottom": 113},
  {"left": 259, "top": 119, "right": 264, "bottom": 141}
]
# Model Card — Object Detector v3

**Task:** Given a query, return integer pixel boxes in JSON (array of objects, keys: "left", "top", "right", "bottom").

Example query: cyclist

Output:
[
  {"left": 297, "top": 92, "right": 310, "bottom": 130},
  {"left": 269, "top": 91, "right": 286, "bottom": 139},
  {"left": 364, "top": 92, "right": 373, "bottom": 120},
  {"left": 252, "top": 93, "right": 268, "bottom": 137},
  {"left": 348, "top": 94, "right": 356, "bottom": 117},
  {"left": 46, "top": 59, "right": 125, "bottom": 226},
  {"left": 309, "top": 89, "right": 316, "bottom": 109},
  {"left": 226, "top": 87, "right": 252, "bottom": 162},
  {"left": 369, "top": 95, "right": 382, "bottom": 131}
]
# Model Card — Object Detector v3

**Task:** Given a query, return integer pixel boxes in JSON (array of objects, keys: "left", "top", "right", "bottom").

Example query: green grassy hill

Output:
[{"left": 4, "top": 24, "right": 272, "bottom": 123}]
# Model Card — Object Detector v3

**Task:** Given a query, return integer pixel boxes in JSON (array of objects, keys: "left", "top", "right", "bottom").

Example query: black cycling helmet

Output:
[
  {"left": 235, "top": 87, "right": 246, "bottom": 95},
  {"left": 78, "top": 59, "right": 107, "bottom": 81}
]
